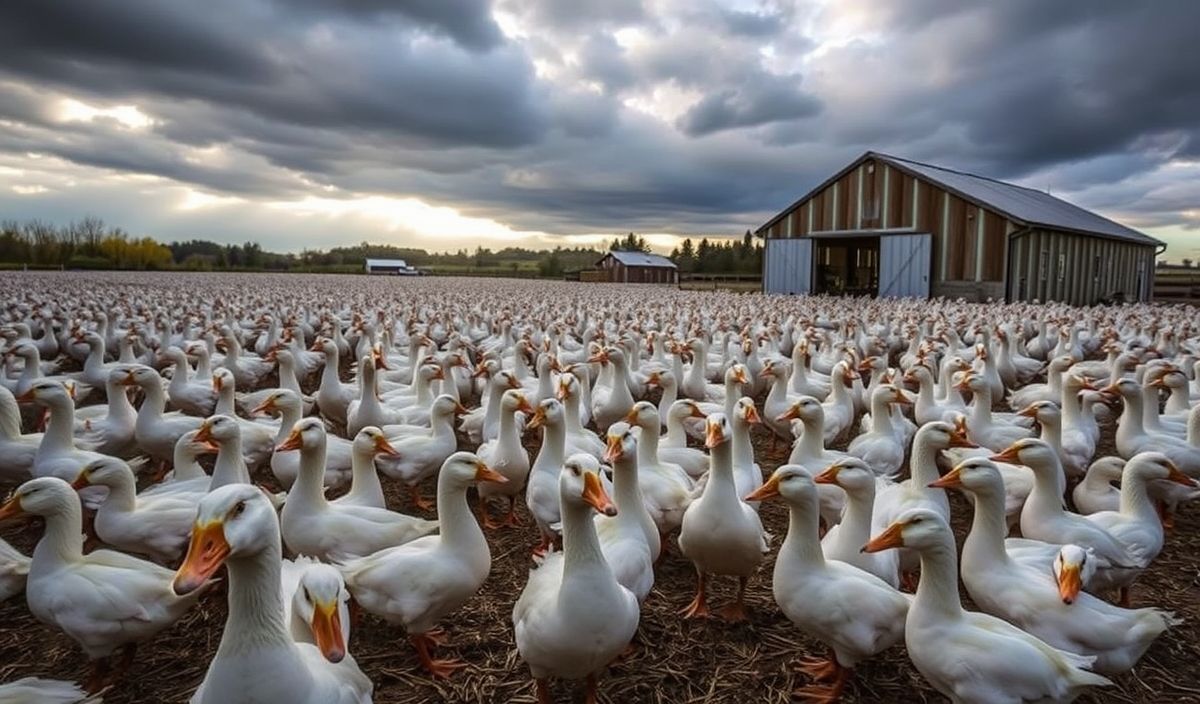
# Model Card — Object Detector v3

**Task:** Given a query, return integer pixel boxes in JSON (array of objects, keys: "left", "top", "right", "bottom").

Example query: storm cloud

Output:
[{"left": 0, "top": 0, "right": 1196, "bottom": 256}]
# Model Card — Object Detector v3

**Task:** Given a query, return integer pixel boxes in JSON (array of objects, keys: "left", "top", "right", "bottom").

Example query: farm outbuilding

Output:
[
  {"left": 364, "top": 258, "right": 419, "bottom": 275},
  {"left": 756, "top": 152, "right": 1165, "bottom": 304},
  {"left": 595, "top": 251, "right": 679, "bottom": 284}
]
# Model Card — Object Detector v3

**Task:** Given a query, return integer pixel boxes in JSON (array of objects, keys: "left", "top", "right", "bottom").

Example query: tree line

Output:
[{"left": 1, "top": 218, "right": 761, "bottom": 276}]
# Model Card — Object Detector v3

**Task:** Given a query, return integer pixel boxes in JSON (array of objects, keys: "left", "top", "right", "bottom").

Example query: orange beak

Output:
[
  {"left": 704, "top": 422, "right": 724, "bottom": 449},
  {"left": 515, "top": 396, "right": 534, "bottom": 415},
  {"left": 276, "top": 427, "right": 304, "bottom": 452},
  {"left": 71, "top": 469, "right": 92, "bottom": 491},
  {"left": 474, "top": 461, "right": 508, "bottom": 484},
  {"left": 526, "top": 406, "right": 548, "bottom": 431},
  {"left": 812, "top": 464, "right": 842, "bottom": 485},
  {"left": 1165, "top": 462, "right": 1196, "bottom": 487},
  {"left": 173, "top": 521, "right": 230, "bottom": 595},
  {"left": 603, "top": 434, "right": 623, "bottom": 464},
  {"left": 928, "top": 466, "right": 963, "bottom": 489},
  {"left": 14, "top": 388, "right": 35, "bottom": 403},
  {"left": 743, "top": 405, "right": 762, "bottom": 424},
  {"left": 646, "top": 372, "right": 661, "bottom": 387},
  {"left": 623, "top": 408, "right": 640, "bottom": 425},
  {"left": 250, "top": 397, "right": 277, "bottom": 416},
  {"left": 744, "top": 473, "right": 782, "bottom": 501},
  {"left": 453, "top": 402, "right": 469, "bottom": 416},
  {"left": 688, "top": 403, "right": 707, "bottom": 420},
  {"left": 733, "top": 368, "right": 749, "bottom": 384},
  {"left": 582, "top": 471, "right": 617, "bottom": 516},
  {"left": 506, "top": 376, "right": 522, "bottom": 390},
  {"left": 1077, "top": 377, "right": 1097, "bottom": 391},
  {"left": 310, "top": 600, "right": 346, "bottom": 663},
  {"left": 1017, "top": 405, "right": 1040, "bottom": 419},
  {"left": 373, "top": 435, "right": 400, "bottom": 457},
  {"left": 989, "top": 445, "right": 1022, "bottom": 464},
  {"left": 891, "top": 389, "right": 912, "bottom": 406},
  {"left": 0, "top": 494, "right": 24, "bottom": 521},
  {"left": 194, "top": 421, "right": 215, "bottom": 446},
  {"left": 862, "top": 521, "right": 905, "bottom": 553},
  {"left": 212, "top": 375, "right": 224, "bottom": 393},
  {"left": 1056, "top": 561, "right": 1083, "bottom": 605},
  {"left": 432, "top": 367, "right": 446, "bottom": 381}
]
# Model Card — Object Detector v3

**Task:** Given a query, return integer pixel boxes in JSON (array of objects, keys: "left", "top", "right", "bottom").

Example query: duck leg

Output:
[
  {"left": 584, "top": 673, "right": 600, "bottom": 704},
  {"left": 680, "top": 570, "right": 709, "bottom": 619},
  {"left": 409, "top": 632, "right": 466, "bottom": 678},
  {"left": 796, "top": 650, "right": 840, "bottom": 682},
  {"left": 85, "top": 656, "right": 111, "bottom": 695},
  {"left": 793, "top": 659, "right": 850, "bottom": 704},
  {"left": 535, "top": 678, "right": 553, "bottom": 704},
  {"left": 716, "top": 576, "right": 750, "bottom": 622},
  {"left": 408, "top": 485, "right": 434, "bottom": 512},
  {"left": 501, "top": 496, "right": 522, "bottom": 527}
]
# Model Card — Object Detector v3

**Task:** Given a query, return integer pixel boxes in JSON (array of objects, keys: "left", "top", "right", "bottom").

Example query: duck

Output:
[
  {"left": 778, "top": 396, "right": 851, "bottom": 529},
  {"left": 656, "top": 399, "right": 709, "bottom": 479},
  {"left": 598, "top": 428, "right": 660, "bottom": 597},
  {"left": 813, "top": 458, "right": 899, "bottom": 587},
  {"left": 0, "top": 385, "right": 40, "bottom": 486},
  {"left": 1073, "top": 457, "right": 1125, "bottom": 515},
  {"left": 677, "top": 414, "right": 766, "bottom": 621},
  {"left": 0, "top": 537, "right": 30, "bottom": 603},
  {"left": 0, "top": 677, "right": 100, "bottom": 703},
  {"left": 215, "top": 327, "right": 274, "bottom": 390},
  {"left": 255, "top": 389, "right": 354, "bottom": 491},
  {"left": 73, "top": 366, "right": 138, "bottom": 458},
  {"left": 280, "top": 556, "right": 353, "bottom": 658},
  {"left": 210, "top": 369, "right": 275, "bottom": 470},
  {"left": 375, "top": 394, "right": 465, "bottom": 511},
  {"left": 1007, "top": 354, "right": 1074, "bottom": 411},
  {"left": 172, "top": 483, "right": 372, "bottom": 703},
  {"left": 904, "top": 363, "right": 964, "bottom": 426},
  {"left": 194, "top": 415, "right": 253, "bottom": 489},
  {"left": 312, "top": 337, "right": 357, "bottom": 427},
  {"left": 729, "top": 397, "right": 765, "bottom": 506},
  {"left": 159, "top": 344, "right": 216, "bottom": 417},
  {"left": 848, "top": 384, "right": 911, "bottom": 477},
  {"left": 476, "top": 389, "right": 535, "bottom": 529},
  {"left": 121, "top": 365, "right": 205, "bottom": 465},
  {"left": 512, "top": 452, "right": 638, "bottom": 704},
  {"left": 994, "top": 439, "right": 1138, "bottom": 576},
  {"left": 863, "top": 508, "right": 1112, "bottom": 702},
  {"left": 746, "top": 464, "right": 907, "bottom": 702},
  {"left": 525, "top": 398, "right": 570, "bottom": 555},
  {"left": 589, "top": 346, "right": 636, "bottom": 431},
  {"left": 959, "top": 373, "right": 1034, "bottom": 452},
  {"left": 932, "top": 457, "right": 1177, "bottom": 674},
  {"left": 19, "top": 381, "right": 111, "bottom": 491},
  {"left": 1083, "top": 452, "right": 1196, "bottom": 603},
  {"left": 818, "top": 361, "right": 857, "bottom": 444},
  {"left": 0, "top": 477, "right": 205, "bottom": 693},
  {"left": 279, "top": 418, "right": 438, "bottom": 560},
  {"left": 1108, "top": 378, "right": 1200, "bottom": 474},
  {"left": 622, "top": 402, "right": 695, "bottom": 534},
  {"left": 340, "top": 452, "right": 506, "bottom": 678},
  {"left": 329, "top": 427, "right": 397, "bottom": 510},
  {"left": 70, "top": 456, "right": 200, "bottom": 564}
]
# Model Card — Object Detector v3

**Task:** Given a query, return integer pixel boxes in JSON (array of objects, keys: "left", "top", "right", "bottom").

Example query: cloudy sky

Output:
[{"left": 0, "top": 0, "right": 1197, "bottom": 258}]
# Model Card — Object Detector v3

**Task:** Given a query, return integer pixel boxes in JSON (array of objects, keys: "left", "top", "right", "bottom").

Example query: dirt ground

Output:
[{"left": 2, "top": 390, "right": 1200, "bottom": 703}]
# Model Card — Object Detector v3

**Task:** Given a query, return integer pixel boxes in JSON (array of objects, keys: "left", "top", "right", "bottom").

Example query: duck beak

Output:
[
  {"left": 474, "top": 461, "right": 508, "bottom": 484},
  {"left": 506, "top": 376, "right": 522, "bottom": 391},
  {"left": 1017, "top": 405, "right": 1039, "bottom": 418},
  {"left": 582, "top": 471, "right": 617, "bottom": 516},
  {"left": 689, "top": 404, "right": 707, "bottom": 420},
  {"left": 745, "top": 473, "right": 781, "bottom": 501},
  {"left": 743, "top": 405, "right": 762, "bottom": 425},
  {"left": 758, "top": 367, "right": 774, "bottom": 379},
  {"left": 276, "top": 428, "right": 304, "bottom": 452},
  {"left": 527, "top": 406, "right": 547, "bottom": 430},
  {"left": 14, "top": 388, "right": 35, "bottom": 403},
  {"left": 373, "top": 435, "right": 400, "bottom": 457},
  {"left": 734, "top": 369, "right": 748, "bottom": 384},
  {"left": 71, "top": 469, "right": 92, "bottom": 491},
  {"left": 892, "top": 390, "right": 912, "bottom": 406},
  {"left": 989, "top": 445, "right": 1022, "bottom": 464},
  {"left": 453, "top": 402, "right": 470, "bottom": 416},
  {"left": 432, "top": 367, "right": 446, "bottom": 381},
  {"left": 212, "top": 375, "right": 223, "bottom": 393},
  {"left": 516, "top": 396, "right": 534, "bottom": 415},
  {"left": 173, "top": 521, "right": 230, "bottom": 595},
  {"left": 555, "top": 383, "right": 569, "bottom": 402},
  {"left": 1056, "top": 561, "right": 1083, "bottom": 605},
  {"left": 250, "top": 398, "right": 276, "bottom": 416},
  {"left": 704, "top": 423, "right": 723, "bottom": 449},
  {"left": 776, "top": 405, "right": 800, "bottom": 422},
  {"left": 863, "top": 521, "right": 905, "bottom": 553},
  {"left": 1165, "top": 461, "right": 1196, "bottom": 487},
  {"left": 603, "top": 435, "right": 623, "bottom": 464},
  {"left": 0, "top": 494, "right": 24, "bottom": 521},
  {"left": 623, "top": 407, "right": 640, "bottom": 425},
  {"left": 646, "top": 372, "right": 661, "bottom": 387},
  {"left": 310, "top": 599, "right": 346, "bottom": 663},
  {"left": 194, "top": 422, "right": 215, "bottom": 445},
  {"left": 928, "top": 466, "right": 963, "bottom": 489},
  {"left": 812, "top": 464, "right": 841, "bottom": 485}
]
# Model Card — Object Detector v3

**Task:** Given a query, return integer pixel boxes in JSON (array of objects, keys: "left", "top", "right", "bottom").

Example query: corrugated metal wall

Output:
[
  {"left": 764, "top": 238, "right": 814, "bottom": 294},
  {"left": 879, "top": 234, "right": 932, "bottom": 298},
  {"left": 1007, "top": 229, "right": 1156, "bottom": 304}
]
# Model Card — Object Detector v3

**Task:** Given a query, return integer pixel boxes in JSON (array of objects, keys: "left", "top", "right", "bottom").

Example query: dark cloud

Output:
[
  {"left": 284, "top": 0, "right": 503, "bottom": 50},
  {"left": 677, "top": 75, "right": 822, "bottom": 137}
]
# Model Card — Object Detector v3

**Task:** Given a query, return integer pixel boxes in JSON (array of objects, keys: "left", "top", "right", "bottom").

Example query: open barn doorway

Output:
[{"left": 814, "top": 236, "right": 879, "bottom": 296}]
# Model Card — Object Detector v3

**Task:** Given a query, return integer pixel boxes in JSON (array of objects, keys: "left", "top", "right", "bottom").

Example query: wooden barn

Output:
[
  {"left": 595, "top": 251, "right": 678, "bottom": 284},
  {"left": 756, "top": 152, "right": 1165, "bottom": 304}
]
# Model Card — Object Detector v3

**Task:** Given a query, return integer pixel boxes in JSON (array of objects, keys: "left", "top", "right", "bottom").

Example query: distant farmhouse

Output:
[
  {"left": 591, "top": 251, "right": 679, "bottom": 284},
  {"left": 756, "top": 151, "right": 1164, "bottom": 304},
  {"left": 364, "top": 258, "right": 420, "bottom": 276}
]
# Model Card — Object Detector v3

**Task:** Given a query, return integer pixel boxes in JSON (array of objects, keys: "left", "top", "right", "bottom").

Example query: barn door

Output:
[
  {"left": 764, "top": 238, "right": 814, "bottom": 295},
  {"left": 878, "top": 234, "right": 931, "bottom": 298}
]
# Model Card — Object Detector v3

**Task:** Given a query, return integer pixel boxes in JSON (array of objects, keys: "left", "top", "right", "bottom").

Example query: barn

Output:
[
  {"left": 364, "top": 258, "right": 419, "bottom": 275},
  {"left": 595, "top": 251, "right": 679, "bottom": 284},
  {"left": 755, "top": 152, "right": 1165, "bottom": 304}
]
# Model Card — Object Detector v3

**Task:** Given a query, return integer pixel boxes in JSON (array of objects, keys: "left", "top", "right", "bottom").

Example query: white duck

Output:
[
  {"left": 848, "top": 384, "right": 911, "bottom": 477},
  {"left": 0, "top": 477, "right": 204, "bottom": 693},
  {"left": 340, "top": 452, "right": 506, "bottom": 678},
  {"left": 279, "top": 557, "right": 353, "bottom": 659},
  {"left": 0, "top": 385, "right": 40, "bottom": 485},
  {"left": 0, "top": 537, "right": 30, "bottom": 603},
  {"left": 934, "top": 457, "right": 1177, "bottom": 674},
  {"left": 476, "top": 389, "right": 534, "bottom": 529},
  {"left": 511, "top": 453, "right": 638, "bottom": 704},
  {"left": 160, "top": 344, "right": 216, "bottom": 417},
  {"left": 329, "top": 427, "right": 396, "bottom": 510},
  {"left": 656, "top": 399, "right": 709, "bottom": 479},
  {"left": 863, "top": 508, "right": 1112, "bottom": 702},
  {"left": 121, "top": 365, "right": 205, "bottom": 464},
  {"left": 589, "top": 346, "right": 636, "bottom": 431},
  {"left": 278, "top": 418, "right": 438, "bottom": 560},
  {"left": 375, "top": 394, "right": 465, "bottom": 511},
  {"left": 255, "top": 389, "right": 353, "bottom": 491},
  {"left": 622, "top": 402, "right": 695, "bottom": 535},
  {"left": 813, "top": 459, "right": 899, "bottom": 588},
  {"left": 19, "top": 381, "right": 111, "bottom": 490},
  {"left": 1073, "top": 457, "right": 1125, "bottom": 515},
  {"left": 677, "top": 414, "right": 766, "bottom": 621},
  {"left": 525, "top": 398, "right": 570, "bottom": 555},
  {"left": 599, "top": 428, "right": 660, "bottom": 595},
  {"left": 747, "top": 464, "right": 907, "bottom": 702},
  {"left": 172, "top": 484, "right": 372, "bottom": 703},
  {"left": 210, "top": 369, "right": 275, "bottom": 469}
]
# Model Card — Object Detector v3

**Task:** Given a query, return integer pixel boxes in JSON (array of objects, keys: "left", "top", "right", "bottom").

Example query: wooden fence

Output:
[{"left": 1153, "top": 267, "right": 1200, "bottom": 305}]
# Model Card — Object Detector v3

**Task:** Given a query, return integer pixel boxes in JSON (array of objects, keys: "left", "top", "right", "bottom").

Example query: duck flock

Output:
[{"left": 1, "top": 271, "right": 1198, "bottom": 704}]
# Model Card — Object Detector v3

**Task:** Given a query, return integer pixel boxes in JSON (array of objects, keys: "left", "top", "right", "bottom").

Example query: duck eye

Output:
[
  {"left": 232, "top": 501, "right": 246, "bottom": 517},
  {"left": 572, "top": 468, "right": 580, "bottom": 477}
]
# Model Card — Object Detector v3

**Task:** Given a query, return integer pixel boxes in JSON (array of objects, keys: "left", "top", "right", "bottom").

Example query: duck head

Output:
[
  {"left": 604, "top": 422, "right": 637, "bottom": 464},
  {"left": 173, "top": 484, "right": 278, "bottom": 595},
  {"left": 560, "top": 453, "right": 616, "bottom": 517}
]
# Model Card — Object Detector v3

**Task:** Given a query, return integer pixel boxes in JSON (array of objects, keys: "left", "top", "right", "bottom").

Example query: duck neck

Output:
[
  {"left": 560, "top": 500, "right": 608, "bottom": 577},
  {"left": 98, "top": 472, "right": 138, "bottom": 515},
  {"left": 1119, "top": 473, "right": 1159, "bottom": 523},
  {"left": 273, "top": 403, "right": 302, "bottom": 444},
  {"left": 220, "top": 544, "right": 296, "bottom": 655},
  {"left": 912, "top": 538, "right": 964, "bottom": 621},
  {"left": 437, "top": 475, "right": 487, "bottom": 556},
  {"left": 290, "top": 441, "right": 329, "bottom": 511},
  {"left": 835, "top": 485, "right": 874, "bottom": 560},
  {"left": 319, "top": 347, "right": 340, "bottom": 390},
  {"left": 656, "top": 380, "right": 677, "bottom": 423},
  {"left": 970, "top": 386, "right": 993, "bottom": 425},
  {"left": 42, "top": 396, "right": 76, "bottom": 452},
  {"left": 1116, "top": 392, "right": 1146, "bottom": 438},
  {"left": 732, "top": 418, "right": 755, "bottom": 469},
  {"left": 35, "top": 500, "right": 85, "bottom": 566},
  {"left": 1039, "top": 415, "right": 1063, "bottom": 453},
  {"left": 212, "top": 436, "right": 250, "bottom": 488},
  {"left": 348, "top": 448, "right": 384, "bottom": 504},
  {"left": 706, "top": 441, "right": 737, "bottom": 502},
  {"left": 613, "top": 456, "right": 648, "bottom": 527},
  {"left": 105, "top": 381, "right": 136, "bottom": 424},
  {"left": 870, "top": 394, "right": 895, "bottom": 436},
  {"left": 534, "top": 420, "right": 566, "bottom": 472},
  {"left": 962, "top": 486, "right": 1012, "bottom": 570},
  {"left": 637, "top": 422, "right": 661, "bottom": 464},
  {"left": 498, "top": 407, "right": 520, "bottom": 450},
  {"left": 797, "top": 415, "right": 825, "bottom": 459},
  {"left": 1027, "top": 458, "right": 1066, "bottom": 514},
  {"left": 781, "top": 497, "right": 825, "bottom": 567},
  {"left": 909, "top": 436, "right": 942, "bottom": 488}
]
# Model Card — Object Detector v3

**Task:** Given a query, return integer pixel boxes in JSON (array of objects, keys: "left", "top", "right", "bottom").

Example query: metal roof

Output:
[
  {"left": 602, "top": 251, "right": 678, "bottom": 268},
  {"left": 365, "top": 258, "right": 411, "bottom": 268},
  {"left": 756, "top": 151, "right": 1162, "bottom": 247}
]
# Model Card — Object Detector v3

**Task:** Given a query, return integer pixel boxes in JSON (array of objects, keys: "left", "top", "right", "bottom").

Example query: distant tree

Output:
[{"left": 610, "top": 232, "right": 650, "bottom": 252}]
